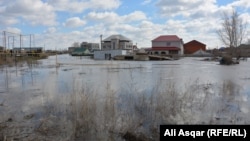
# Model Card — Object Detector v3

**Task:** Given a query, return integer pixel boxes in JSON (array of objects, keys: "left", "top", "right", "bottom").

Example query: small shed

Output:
[{"left": 71, "top": 48, "right": 91, "bottom": 56}]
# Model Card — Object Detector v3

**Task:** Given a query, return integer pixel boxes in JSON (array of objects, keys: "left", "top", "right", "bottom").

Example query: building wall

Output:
[
  {"left": 152, "top": 41, "right": 183, "bottom": 55},
  {"left": 102, "top": 42, "right": 111, "bottom": 50},
  {"left": 148, "top": 51, "right": 170, "bottom": 55},
  {"left": 111, "top": 39, "right": 119, "bottom": 49},
  {"left": 152, "top": 41, "right": 181, "bottom": 48},
  {"left": 184, "top": 41, "right": 206, "bottom": 54},
  {"left": 81, "top": 42, "right": 100, "bottom": 51},
  {"left": 102, "top": 41, "right": 133, "bottom": 50},
  {"left": 94, "top": 50, "right": 127, "bottom": 60},
  {"left": 119, "top": 42, "right": 133, "bottom": 50},
  {"left": 179, "top": 44, "right": 184, "bottom": 55}
]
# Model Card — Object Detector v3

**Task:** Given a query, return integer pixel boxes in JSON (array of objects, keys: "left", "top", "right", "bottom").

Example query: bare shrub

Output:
[{"left": 220, "top": 55, "right": 234, "bottom": 65}]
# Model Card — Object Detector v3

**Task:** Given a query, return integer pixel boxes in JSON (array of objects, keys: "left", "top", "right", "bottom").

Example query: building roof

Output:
[
  {"left": 103, "top": 34, "right": 132, "bottom": 42},
  {"left": 152, "top": 35, "right": 181, "bottom": 42},
  {"left": 72, "top": 48, "right": 89, "bottom": 53},
  {"left": 184, "top": 40, "right": 206, "bottom": 46},
  {"left": 150, "top": 47, "right": 180, "bottom": 51}
]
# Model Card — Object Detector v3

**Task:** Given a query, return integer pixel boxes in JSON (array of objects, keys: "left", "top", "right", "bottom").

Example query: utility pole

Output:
[
  {"left": 3, "top": 31, "right": 6, "bottom": 51},
  {"left": 33, "top": 34, "right": 35, "bottom": 47},
  {"left": 8, "top": 36, "right": 11, "bottom": 49},
  {"left": 12, "top": 36, "right": 15, "bottom": 49},
  {"left": 100, "top": 34, "right": 102, "bottom": 50},
  {"left": 3, "top": 31, "right": 7, "bottom": 60},
  {"left": 20, "top": 34, "right": 22, "bottom": 53},
  {"left": 30, "top": 34, "right": 32, "bottom": 54}
]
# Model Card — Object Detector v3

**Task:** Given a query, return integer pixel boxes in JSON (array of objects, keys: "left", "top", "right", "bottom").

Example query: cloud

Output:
[
  {"left": 240, "top": 12, "right": 250, "bottom": 24},
  {"left": 142, "top": 0, "right": 152, "bottom": 5},
  {"left": 156, "top": 0, "right": 218, "bottom": 18},
  {"left": 47, "top": 0, "right": 121, "bottom": 13},
  {"left": 124, "top": 11, "right": 147, "bottom": 22},
  {"left": 229, "top": 0, "right": 250, "bottom": 9},
  {"left": 86, "top": 12, "right": 119, "bottom": 24},
  {"left": 38, "top": 30, "right": 100, "bottom": 50},
  {"left": 0, "top": 0, "right": 57, "bottom": 26},
  {"left": 0, "top": 16, "right": 19, "bottom": 25},
  {"left": 47, "top": 0, "right": 88, "bottom": 13},
  {"left": 89, "top": 0, "right": 121, "bottom": 10},
  {"left": 4, "top": 27, "right": 22, "bottom": 34},
  {"left": 64, "top": 17, "right": 86, "bottom": 28},
  {"left": 86, "top": 11, "right": 147, "bottom": 24},
  {"left": 109, "top": 23, "right": 140, "bottom": 33},
  {"left": 45, "top": 27, "right": 57, "bottom": 34}
]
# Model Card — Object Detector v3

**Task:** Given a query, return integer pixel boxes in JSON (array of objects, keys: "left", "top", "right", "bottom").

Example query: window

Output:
[
  {"left": 161, "top": 52, "right": 166, "bottom": 55},
  {"left": 169, "top": 50, "right": 178, "bottom": 54},
  {"left": 166, "top": 42, "right": 171, "bottom": 46},
  {"left": 105, "top": 54, "right": 111, "bottom": 60}
]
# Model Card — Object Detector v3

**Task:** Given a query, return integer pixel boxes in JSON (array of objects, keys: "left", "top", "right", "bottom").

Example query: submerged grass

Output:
[
  {"left": 0, "top": 54, "right": 48, "bottom": 66},
  {"left": 0, "top": 75, "right": 247, "bottom": 140}
]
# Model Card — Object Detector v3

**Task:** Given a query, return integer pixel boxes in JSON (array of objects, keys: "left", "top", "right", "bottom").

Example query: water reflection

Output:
[
  {"left": 0, "top": 55, "right": 250, "bottom": 140},
  {"left": 1, "top": 55, "right": 250, "bottom": 107}
]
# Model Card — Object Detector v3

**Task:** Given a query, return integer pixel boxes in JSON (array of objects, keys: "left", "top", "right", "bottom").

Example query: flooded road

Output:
[{"left": 0, "top": 54, "right": 250, "bottom": 140}]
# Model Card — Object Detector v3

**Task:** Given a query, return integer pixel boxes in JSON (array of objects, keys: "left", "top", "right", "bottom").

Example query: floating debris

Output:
[{"left": 24, "top": 114, "right": 35, "bottom": 120}]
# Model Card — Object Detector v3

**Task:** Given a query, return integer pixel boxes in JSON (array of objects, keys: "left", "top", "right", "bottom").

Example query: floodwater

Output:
[{"left": 0, "top": 54, "right": 250, "bottom": 140}]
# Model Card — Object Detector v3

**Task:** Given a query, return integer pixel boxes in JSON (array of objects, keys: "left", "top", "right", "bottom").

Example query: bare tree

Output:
[
  {"left": 217, "top": 9, "right": 247, "bottom": 48},
  {"left": 72, "top": 42, "right": 80, "bottom": 47}
]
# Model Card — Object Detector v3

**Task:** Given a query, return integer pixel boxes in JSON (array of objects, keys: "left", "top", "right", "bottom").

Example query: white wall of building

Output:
[
  {"left": 102, "top": 41, "right": 133, "bottom": 50},
  {"left": 94, "top": 50, "right": 127, "bottom": 60},
  {"left": 179, "top": 44, "right": 184, "bottom": 55}
]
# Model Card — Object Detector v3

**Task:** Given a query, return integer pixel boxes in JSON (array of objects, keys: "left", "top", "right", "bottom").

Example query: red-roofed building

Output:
[
  {"left": 184, "top": 40, "right": 206, "bottom": 54},
  {"left": 147, "top": 35, "right": 184, "bottom": 55}
]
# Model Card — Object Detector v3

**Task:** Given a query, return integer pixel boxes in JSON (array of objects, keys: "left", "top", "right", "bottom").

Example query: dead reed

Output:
[{"left": 0, "top": 75, "right": 246, "bottom": 141}]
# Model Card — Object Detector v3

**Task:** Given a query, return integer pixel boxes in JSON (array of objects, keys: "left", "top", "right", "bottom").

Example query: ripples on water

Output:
[{"left": 0, "top": 54, "right": 250, "bottom": 140}]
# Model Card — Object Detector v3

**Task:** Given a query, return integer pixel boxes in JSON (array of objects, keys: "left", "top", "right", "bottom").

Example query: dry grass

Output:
[
  {"left": 0, "top": 76, "right": 245, "bottom": 140},
  {"left": 0, "top": 54, "right": 48, "bottom": 66}
]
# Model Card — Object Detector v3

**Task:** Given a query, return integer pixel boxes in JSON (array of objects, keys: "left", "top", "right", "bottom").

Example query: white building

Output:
[
  {"left": 102, "top": 34, "right": 133, "bottom": 51},
  {"left": 94, "top": 50, "right": 128, "bottom": 60},
  {"left": 94, "top": 34, "right": 134, "bottom": 60}
]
